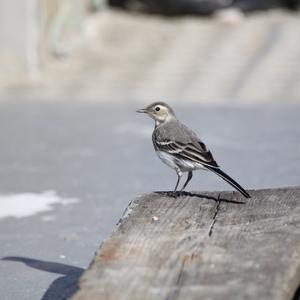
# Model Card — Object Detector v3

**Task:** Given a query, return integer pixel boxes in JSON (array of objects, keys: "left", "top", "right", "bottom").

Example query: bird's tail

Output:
[{"left": 206, "top": 166, "right": 251, "bottom": 198}]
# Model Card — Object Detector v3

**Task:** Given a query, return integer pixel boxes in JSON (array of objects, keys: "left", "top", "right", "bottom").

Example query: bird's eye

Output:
[{"left": 155, "top": 106, "right": 160, "bottom": 111}]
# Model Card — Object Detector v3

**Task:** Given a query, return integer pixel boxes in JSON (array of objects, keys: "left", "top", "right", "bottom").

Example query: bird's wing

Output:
[{"left": 154, "top": 139, "right": 219, "bottom": 168}]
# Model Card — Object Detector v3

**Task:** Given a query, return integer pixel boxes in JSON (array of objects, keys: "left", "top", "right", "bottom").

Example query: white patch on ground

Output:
[{"left": 0, "top": 191, "right": 79, "bottom": 219}]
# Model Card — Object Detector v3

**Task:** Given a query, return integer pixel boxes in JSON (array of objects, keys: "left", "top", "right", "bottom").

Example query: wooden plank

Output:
[{"left": 72, "top": 187, "right": 300, "bottom": 300}]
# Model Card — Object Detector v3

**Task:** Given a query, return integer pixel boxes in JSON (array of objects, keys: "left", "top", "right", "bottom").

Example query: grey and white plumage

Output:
[{"left": 137, "top": 102, "right": 250, "bottom": 198}]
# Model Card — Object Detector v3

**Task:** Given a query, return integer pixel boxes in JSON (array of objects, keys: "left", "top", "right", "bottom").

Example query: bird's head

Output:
[{"left": 137, "top": 102, "right": 176, "bottom": 124}]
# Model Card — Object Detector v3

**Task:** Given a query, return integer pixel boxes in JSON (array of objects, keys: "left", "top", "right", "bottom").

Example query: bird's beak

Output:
[{"left": 136, "top": 108, "right": 147, "bottom": 113}]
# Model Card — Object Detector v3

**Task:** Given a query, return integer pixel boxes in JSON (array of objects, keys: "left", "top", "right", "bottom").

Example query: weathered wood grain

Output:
[{"left": 72, "top": 187, "right": 300, "bottom": 300}]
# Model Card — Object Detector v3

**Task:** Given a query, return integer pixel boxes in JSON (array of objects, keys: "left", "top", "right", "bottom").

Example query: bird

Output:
[{"left": 137, "top": 102, "right": 250, "bottom": 198}]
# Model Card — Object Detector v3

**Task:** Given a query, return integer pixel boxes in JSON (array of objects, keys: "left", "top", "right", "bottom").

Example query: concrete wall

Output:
[
  {"left": 0, "top": 0, "right": 91, "bottom": 81},
  {"left": 0, "top": 0, "right": 41, "bottom": 80}
]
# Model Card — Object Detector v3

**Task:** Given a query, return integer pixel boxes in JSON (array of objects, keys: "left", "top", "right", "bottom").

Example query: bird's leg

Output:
[
  {"left": 174, "top": 170, "right": 182, "bottom": 194},
  {"left": 181, "top": 171, "right": 193, "bottom": 191}
]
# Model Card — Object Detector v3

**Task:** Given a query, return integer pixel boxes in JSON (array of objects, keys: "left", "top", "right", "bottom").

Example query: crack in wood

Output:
[
  {"left": 176, "top": 255, "right": 188, "bottom": 285},
  {"left": 208, "top": 193, "right": 222, "bottom": 237},
  {"left": 165, "top": 255, "right": 189, "bottom": 300}
]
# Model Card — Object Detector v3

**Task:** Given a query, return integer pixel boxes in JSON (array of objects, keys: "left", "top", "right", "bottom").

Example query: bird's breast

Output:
[
  {"left": 156, "top": 151, "right": 200, "bottom": 172},
  {"left": 156, "top": 151, "right": 178, "bottom": 170}
]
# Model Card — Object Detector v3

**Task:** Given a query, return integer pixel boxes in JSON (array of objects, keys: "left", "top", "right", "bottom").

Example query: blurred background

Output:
[{"left": 0, "top": 1, "right": 300, "bottom": 299}]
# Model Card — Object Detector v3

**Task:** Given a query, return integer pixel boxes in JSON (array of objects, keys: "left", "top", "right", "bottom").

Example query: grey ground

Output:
[
  {"left": 0, "top": 101, "right": 299, "bottom": 300},
  {"left": 0, "top": 8, "right": 300, "bottom": 300}
]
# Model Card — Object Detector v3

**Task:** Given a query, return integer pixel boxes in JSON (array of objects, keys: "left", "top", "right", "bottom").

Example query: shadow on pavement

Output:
[{"left": 2, "top": 256, "right": 84, "bottom": 300}]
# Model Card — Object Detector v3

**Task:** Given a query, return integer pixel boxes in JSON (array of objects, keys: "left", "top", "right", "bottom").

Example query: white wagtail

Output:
[{"left": 137, "top": 102, "right": 250, "bottom": 198}]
